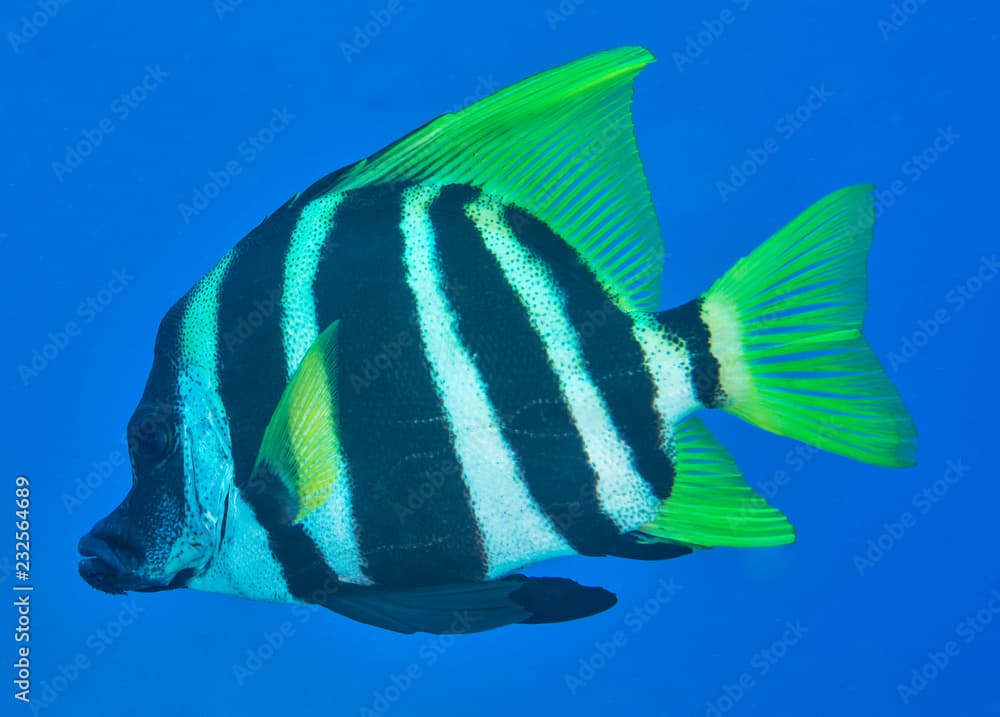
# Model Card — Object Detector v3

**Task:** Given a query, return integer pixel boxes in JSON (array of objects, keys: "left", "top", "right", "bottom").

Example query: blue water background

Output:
[{"left": 3, "top": 1, "right": 998, "bottom": 715}]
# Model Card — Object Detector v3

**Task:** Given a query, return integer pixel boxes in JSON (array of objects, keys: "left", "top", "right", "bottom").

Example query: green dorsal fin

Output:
[
  {"left": 638, "top": 416, "right": 795, "bottom": 548},
  {"left": 332, "top": 46, "right": 666, "bottom": 311},
  {"left": 250, "top": 321, "right": 343, "bottom": 523}
]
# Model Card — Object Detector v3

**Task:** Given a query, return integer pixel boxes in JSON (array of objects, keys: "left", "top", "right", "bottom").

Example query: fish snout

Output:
[{"left": 77, "top": 512, "right": 173, "bottom": 594}]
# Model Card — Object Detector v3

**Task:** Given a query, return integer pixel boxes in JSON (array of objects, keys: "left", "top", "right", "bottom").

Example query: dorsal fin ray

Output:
[{"left": 332, "top": 46, "right": 666, "bottom": 311}]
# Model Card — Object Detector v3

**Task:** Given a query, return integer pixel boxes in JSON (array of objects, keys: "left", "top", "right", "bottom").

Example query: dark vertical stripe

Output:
[
  {"left": 244, "top": 463, "right": 340, "bottom": 603},
  {"left": 216, "top": 209, "right": 298, "bottom": 490},
  {"left": 432, "top": 186, "right": 619, "bottom": 555},
  {"left": 504, "top": 205, "right": 676, "bottom": 502},
  {"left": 213, "top": 193, "right": 342, "bottom": 593},
  {"left": 656, "top": 298, "right": 723, "bottom": 408},
  {"left": 314, "top": 183, "right": 486, "bottom": 587}
]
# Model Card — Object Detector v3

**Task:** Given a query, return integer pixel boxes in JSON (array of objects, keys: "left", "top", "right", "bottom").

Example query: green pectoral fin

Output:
[
  {"left": 250, "top": 321, "right": 343, "bottom": 523},
  {"left": 332, "top": 46, "right": 666, "bottom": 311},
  {"left": 639, "top": 416, "right": 795, "bottom": 548}
]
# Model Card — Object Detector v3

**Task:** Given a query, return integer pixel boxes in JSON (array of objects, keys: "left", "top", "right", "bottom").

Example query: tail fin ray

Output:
[{"left": 703, "top": 185, "right": 917, "bottom": 467}]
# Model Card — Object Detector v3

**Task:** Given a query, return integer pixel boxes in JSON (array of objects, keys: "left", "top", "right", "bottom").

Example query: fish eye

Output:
[{"left": 130, "top": 415, "right": 174, "bottom": 465}]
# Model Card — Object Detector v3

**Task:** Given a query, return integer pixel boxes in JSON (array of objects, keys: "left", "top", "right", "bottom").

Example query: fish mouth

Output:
[
  {"left": 78, "top": 532, "right": 153, "bottom": 594},
  {"left": 78, "top": 532, "right": 193, "bottom": 594}
]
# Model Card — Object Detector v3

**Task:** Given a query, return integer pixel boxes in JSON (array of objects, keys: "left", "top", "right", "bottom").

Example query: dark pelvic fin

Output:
[
  {"left": 602, "top": 532, "right": 694, "bottom": 561},
  {"left": 513, "top": 577, "right": 618, "bottom": 625},
  {"left": 326, "top": 576, "right": 617, "bottom": 634}
]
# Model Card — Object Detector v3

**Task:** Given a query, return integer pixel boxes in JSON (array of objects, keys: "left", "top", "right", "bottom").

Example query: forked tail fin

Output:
[{"left": 701, "top": 185, "right": 917, "bottom": 467}]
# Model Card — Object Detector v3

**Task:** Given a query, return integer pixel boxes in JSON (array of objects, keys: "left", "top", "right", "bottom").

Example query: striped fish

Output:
[{"left": 78, "top": 46, "right": 917, "bottom": 634}]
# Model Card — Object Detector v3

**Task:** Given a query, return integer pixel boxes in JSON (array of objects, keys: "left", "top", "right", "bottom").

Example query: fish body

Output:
[{"left": 79, "top": 47, "right": 916, "bottom": 634}]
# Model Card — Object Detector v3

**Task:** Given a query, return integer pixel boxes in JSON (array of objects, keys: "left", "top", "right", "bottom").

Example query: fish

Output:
[{"left": 78, "top": 46, "right": 917, "bottom": 634}]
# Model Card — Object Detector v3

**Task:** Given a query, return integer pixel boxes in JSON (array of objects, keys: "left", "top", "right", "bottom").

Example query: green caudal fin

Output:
[
  {"left": 330, "top": 46, "right": 666, "bottom": 311},
  {"left": 702, "top": 185, "right": 917, "bottom": 467},
  {"left": 250, "top": 321, "right": 343, "bottom": 523},
  {"left": 638, "top": 416, "right": 794, "bottom": 548}
]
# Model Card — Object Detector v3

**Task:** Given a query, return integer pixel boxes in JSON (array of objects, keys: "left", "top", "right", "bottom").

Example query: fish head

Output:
[{"left": 79, "top": 367, "right": 234, "bottom": 595}]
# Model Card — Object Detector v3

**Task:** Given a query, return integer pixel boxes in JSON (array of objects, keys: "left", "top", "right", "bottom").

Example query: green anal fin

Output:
[
  {"left": 250, "top": 320, "right": 342, "bottom": 523},
  {"left": 331, "top": 46, "right": 666, "bottom": 311},
  {"left": 639, "top": 416, "right": 795, "bottom": 548}
]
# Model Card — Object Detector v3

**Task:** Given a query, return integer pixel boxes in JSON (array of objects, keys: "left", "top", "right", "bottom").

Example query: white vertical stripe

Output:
[
  {"left": 189, "top": 491, "right": 296, "bottom": 603},
  {"left": 177, "top": 252, "right": 237, "bottom": 523},
  {"left": 179, "top": 252, "right": 234, "bottom": 373},
  {"left": 466, "top": 195, "right": 660, "bottom": 533},
  {"left": 631, "top": 314, "right": 700, "bottom": 453},
  {"left": 302, "top": 470, "right": 372, "bottom": 585},
  {"left": 281, "top": 191, "right": 346, "bottom": 378},
  {"left": 701, "top": 293, "right": 752, "bottom": 405},
  {"left": 401, "top": 184, "right": 573, "bottom": 578},
  {"left": 178, "top": 253, "right": 292, "bottom": 601},
  {"left": 278, "top": 191, "right": 369, "bottom": 585}
]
